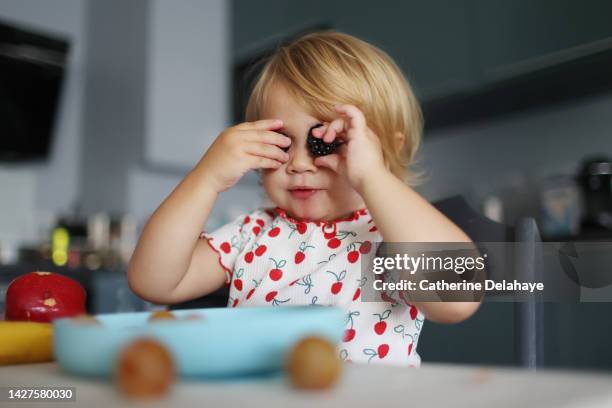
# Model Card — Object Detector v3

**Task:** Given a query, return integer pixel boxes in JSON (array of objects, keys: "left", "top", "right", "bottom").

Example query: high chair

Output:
[{"left": 418, "top": 195, "right": 544, "bottom": 368}]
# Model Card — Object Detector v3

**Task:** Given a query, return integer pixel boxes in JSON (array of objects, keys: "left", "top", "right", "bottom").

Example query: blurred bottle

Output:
[
  {"left": 577, "top": 156, "right": 612, "bottom": 231},
  {"left": 539, "top": 175, "right": 581, "bottom": 238}
]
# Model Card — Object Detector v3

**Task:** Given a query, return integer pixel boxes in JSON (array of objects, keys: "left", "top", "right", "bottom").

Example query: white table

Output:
[{"left": 1, "top": 362, "right": 611, "bottom": 408}]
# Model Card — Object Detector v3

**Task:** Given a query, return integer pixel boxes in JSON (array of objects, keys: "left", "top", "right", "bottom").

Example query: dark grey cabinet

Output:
[
  {"left": 472, "top": 0, "right": 612, "bottom": 81},
  {"left": 233, "top": 0, "right": 612, "bottom": 102},
  {"left": 419, "top": 303, "right": 612, "bottom": 370},
  {"left": 233, "top": 0, "right": 478, "bottom": 100}
]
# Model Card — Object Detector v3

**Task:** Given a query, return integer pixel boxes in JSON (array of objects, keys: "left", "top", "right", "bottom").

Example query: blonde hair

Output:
[{"left": 245, "top": 30, "right": 423, "bottom": 185}]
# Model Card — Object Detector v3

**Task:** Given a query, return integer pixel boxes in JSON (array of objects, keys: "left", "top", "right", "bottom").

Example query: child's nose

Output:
[{"left": 286, "top": 143, "right": 317, "bottom": 174}]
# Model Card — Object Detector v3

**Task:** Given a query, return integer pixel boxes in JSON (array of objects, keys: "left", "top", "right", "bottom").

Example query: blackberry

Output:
[{"left": 307, "top": 124, "right": 342, "bottom": 157}]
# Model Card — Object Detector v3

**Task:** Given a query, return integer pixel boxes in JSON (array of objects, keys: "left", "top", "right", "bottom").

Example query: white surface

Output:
[
  {"left": 145, "top": 0, "right": 229, "bottom": 169},
  {"left": 1, "top": 362, "right": 612, "bottom": 408}
]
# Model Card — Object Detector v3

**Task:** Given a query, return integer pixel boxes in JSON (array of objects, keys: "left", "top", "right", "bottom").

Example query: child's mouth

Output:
[{"left": 289, "top": 188, "right": 321, "bottom": 200}]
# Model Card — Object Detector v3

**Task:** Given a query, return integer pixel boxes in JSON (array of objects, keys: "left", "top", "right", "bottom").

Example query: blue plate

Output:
[{"left": 53, "top": 306, "right": 344, "bottom": 378}]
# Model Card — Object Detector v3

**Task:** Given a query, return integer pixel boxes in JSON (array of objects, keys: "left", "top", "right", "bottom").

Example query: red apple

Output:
[{"left": 5, "top": 271, "right": 86, "bottom": 322}]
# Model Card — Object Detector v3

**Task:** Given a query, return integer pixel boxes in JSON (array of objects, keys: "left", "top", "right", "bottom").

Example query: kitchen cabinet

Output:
[
  {"left": 233, "top": 0, "right": 612, "bottom": 103},
  {"left": 472, "top": 0, "right": 612, "bottom": 81},
  {"left": 233, "top": 0, "right": 478, "bottom": 101},
  {"left": 331, "top": 0, "right": 478, "bottom": 100},
  {"left": 419, "top": 303, "right": 612, "bottom": 370}
]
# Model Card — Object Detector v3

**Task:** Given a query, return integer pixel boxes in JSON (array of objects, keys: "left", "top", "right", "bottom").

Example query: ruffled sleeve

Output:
[{"left": 199, "top": 209, "right": 274, "bottom": 284}]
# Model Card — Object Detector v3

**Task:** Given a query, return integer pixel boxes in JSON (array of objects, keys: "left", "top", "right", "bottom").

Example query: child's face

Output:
[{"left": 259, "top": 82, "right": 365, "bottom": 221}]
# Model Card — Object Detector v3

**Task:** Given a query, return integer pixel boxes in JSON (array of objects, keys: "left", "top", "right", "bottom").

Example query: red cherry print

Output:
[
  {"left": 255, "top": 245, "right": 267, "bottom": 256},
  {"left": 232, "top": 298, "right": 239, "bottom": 307},
  {"left": 289, "top": 278, "right": 299, "bottom": 286},
  {"left": 269, "top": 268, "right": 283, "bottom": 281},
  {"left": 359, "top": 241, "right": 372, "bottom": 254},
  {"left": 369, "top": 226, "right": 377, "bottom": 232},
  {"left": 246, "top": 288, "right": 255, "bottom": 299},
  {"left": 265, "top": 291, "right": 277, "bottom": 302},
  {"left": 331, "top": 282, "right": 343, "bottom": 295},
  {"left": 327, "top": 270, "right": 346, "bottom": 295},
  {"left": 347, "top": 250, "right": 359, "bottom": 263},
  {"left": 324, "top": 231, "right": 335, "bottom": 239},
  {"left": 410, "top": 305, "right": 418, "bottom": 320},
  {"left": 220, "top": 242, "right": 231, "bottom": 254},
  {"left": 352, "top": 287, "right": 361, "bottom": 301},
  {"left": 268, "top": 227, "right": 280, "bottom": 237},
  {"left": 233, "top": 279, "right": 243, "bottom": 291},
  {"left": 252, "top": 226, "right": 261, "bottom": 235},
  {"left": 378, "top": 344, "right": 389, "bottom": 359},
  {"left": 296, "top": 222, "right": 307, "bottom": 234},
  {"left": 294, "top": 242, "right": 314, "bottom": 264},
  {"left": 243, "top": 215, "right": 251, "bottom": 224},
  {"left": 328, "top": 238, "right": 341, "bottom": 249},
  {"left": 343, "top": 329, "right": 356, "bottom": 342},
  {"left": 374, "top": 321, "right": 387, "bottom": 335},
  {"left": 245, "top": 251, "right": 254, "bottom": 263},
  {"left": 408, "top": 343, "right": 413, "bottom": 355},
  {"left": 373, "top": 310, "right": 390, "bottom": 335},
  {"left": 256, "top": 218, "right": 265, "bottom": 227},
  {"left": 268, "top": 257, "right": 286, "bottom": 281}
]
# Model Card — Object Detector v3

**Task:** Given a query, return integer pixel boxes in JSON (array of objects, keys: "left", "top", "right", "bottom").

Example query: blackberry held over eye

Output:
[{"left": 307, "top": 124, "right": 342, "bottom": 157}]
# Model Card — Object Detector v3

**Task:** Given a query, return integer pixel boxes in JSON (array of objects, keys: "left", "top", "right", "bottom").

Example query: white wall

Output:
[
  {"left": 145, "top": 0, "right": 229, "bottom": 169},
  {"left": 0, "top": 0, "right": 87, "bottom": 245},
  {"left": 127, "top": 167, "right": 264, "bottom": 231}
]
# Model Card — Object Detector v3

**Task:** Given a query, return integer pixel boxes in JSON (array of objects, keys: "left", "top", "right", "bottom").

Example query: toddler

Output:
[{"left": 129, "top": 31, "right": 480, "bottom": 366}]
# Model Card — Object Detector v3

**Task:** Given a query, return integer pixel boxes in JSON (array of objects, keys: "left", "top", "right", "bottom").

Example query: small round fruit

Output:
[
  {"left": 72, "top": 314, "right": 101, "bottom": 325},
  {"left": 148, "top": 311, "right": 176, "bottom": 322},
  {"left": 306, "top": 124, "right": 342, "bottom": 157},
  {"left": 115, "top": 338, "right": 175, "bottom": 399},
  {"left": 287, "top": 336, "right": 342, "bottom": 390}
]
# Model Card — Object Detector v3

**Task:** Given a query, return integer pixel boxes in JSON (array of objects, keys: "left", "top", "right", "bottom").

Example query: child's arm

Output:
[
  {"left": 128, "top": 119, "right": 291, "bottom": 304},
  {"left": 356, "top": 167, "right": 480, "bottom": 323},
  {"left": 313, "top": 105, "right": 480, "bottom": 323}
]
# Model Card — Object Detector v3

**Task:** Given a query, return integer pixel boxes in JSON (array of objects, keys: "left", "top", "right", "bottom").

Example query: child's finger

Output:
[
  {"left": 311, "top": 124, "right": 328, "bottom": 138},
  {"left": 245, "top": 142, "right": 289, "bottom": 163},
  {"left": 251, "top": 130, "right": 292, "bottom": 148},
  {"left": 250, "top": 156, "right": 283, "bottom": 170},
  {"left": 322, "top": 118, "right": 345, "bottom": 143},
  {"left": 335, "top": 104, "right": 366, "bottom": 130},
  {"left": 235, "top": 119, "right": 283, "bottom": 131}
]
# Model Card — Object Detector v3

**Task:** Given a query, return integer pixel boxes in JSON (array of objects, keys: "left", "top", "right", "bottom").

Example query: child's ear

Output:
[{"left": 394, "top": 131, "right": 406, "bottom": 151}]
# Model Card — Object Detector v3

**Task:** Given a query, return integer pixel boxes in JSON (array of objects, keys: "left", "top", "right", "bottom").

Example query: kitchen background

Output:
[{"left": 1, "top": 0, "right": 611, "bottom": 369}]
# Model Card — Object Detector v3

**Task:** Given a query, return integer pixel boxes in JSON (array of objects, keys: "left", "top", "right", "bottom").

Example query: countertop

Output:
[{"left": 1, "top": 362, "right": 612, "bottom": 407}]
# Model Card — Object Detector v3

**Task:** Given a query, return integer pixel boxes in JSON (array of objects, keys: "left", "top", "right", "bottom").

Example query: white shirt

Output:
[{"left": 201, "top": 207, "right": 424, "bottom": 366}]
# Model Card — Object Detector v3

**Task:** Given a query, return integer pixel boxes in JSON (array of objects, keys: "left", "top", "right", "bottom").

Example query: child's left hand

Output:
[{"left": 312, "top": 104, "right": 387, "bottom": 192}]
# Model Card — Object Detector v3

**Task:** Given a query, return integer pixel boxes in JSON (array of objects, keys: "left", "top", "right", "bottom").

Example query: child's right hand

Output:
[{"left": 196, "top": 119, "right": 291, "bottom": 192}]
